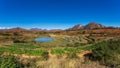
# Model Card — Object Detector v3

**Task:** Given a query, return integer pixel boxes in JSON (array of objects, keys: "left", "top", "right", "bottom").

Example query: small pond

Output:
[{"left": 35, "top": 37, "right": 53, "bottom": 42}]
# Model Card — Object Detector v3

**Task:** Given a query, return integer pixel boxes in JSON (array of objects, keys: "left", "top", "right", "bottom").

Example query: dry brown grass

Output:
[{"left": 35, "top": 57, "right": 108, "bottom": 68}]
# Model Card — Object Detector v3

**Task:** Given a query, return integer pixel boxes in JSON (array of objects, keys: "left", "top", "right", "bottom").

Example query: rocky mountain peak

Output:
[{"left": 84, "top": 22, "right": 106, "bottom": 29}]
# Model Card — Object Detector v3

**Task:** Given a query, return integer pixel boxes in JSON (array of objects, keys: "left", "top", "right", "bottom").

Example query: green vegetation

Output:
[
  {"left": 41, "top": 51, "right": 49, "bottom": 60},
  {"left": 10, "top": 43, "right": 41, "bottom": 49},
  {"left": 50, "top": 43, "right": 101, "bottom": 57},
  {"left": 0, "top": 29, "right": 120, "bottom": 68},
  {"left": 0, "top": 55, "right": 23, "bottom": 68},
  {"left": 51, "top": 48, "right": 65, "bottom": 55},
  {"left": 92, "top": 39, "right": 120, "bottom": 68},
  {"left": 66, "top": 52, "right": 79, "bottom": 59},
  {"left": 0, "top": 43, "right": 47, "bottom": 56}
]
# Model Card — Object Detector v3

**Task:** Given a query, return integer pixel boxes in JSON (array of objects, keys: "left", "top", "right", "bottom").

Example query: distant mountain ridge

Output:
[
  {"left": 30, "top": 28, "right": 43, "bottom": 31},
  {"left": 0, "top": 22, "right": 118, "bottom": 31},
  {"left": 69, "top": 22, "right": 110, "bottom": 30}
]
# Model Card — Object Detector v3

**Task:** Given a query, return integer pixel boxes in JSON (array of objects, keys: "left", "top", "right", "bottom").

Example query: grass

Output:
[
  {"left": 0, "top": 43, "right": 47, "bottom": 56},
  {"left": 10, "top": 43, "right": 41, "bottom": 49},
  {"left": 0, "top": 40, "right": 106, "bottom": 57},
  {"left": 0, "top": 47, "right": 47, "bottom": 56},
  {"left": 35, "top": 58, "right": 107, "bottom": 68},
  {"left": 51, "top": 47, "right": 88, "bottom": 55},
  {"left": 51, "top": 41, "right": 106, "bottom": 55},
  {"left": 51, "top": 48, "right": 65, "bottom": 55}
]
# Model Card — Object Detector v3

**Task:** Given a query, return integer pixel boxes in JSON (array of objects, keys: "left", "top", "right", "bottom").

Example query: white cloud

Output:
[{"left": 0, "top": 27, "right": 11, "bottom": 29}]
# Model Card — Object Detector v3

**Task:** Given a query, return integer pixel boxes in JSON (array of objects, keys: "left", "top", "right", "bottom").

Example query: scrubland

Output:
[{"left": 0, "top": 29, "right": 120, "bottom": 68}]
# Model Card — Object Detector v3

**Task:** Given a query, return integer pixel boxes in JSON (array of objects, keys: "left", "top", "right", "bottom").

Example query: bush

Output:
[
  {"left": 41, "top": 51, "right": 49, "bottom": 60},
  {"left": 0, "top": 55, "right": 23, "bottom": 68},
  {"left": 92, "top": 39, "right": 120, "bottom": 68}
]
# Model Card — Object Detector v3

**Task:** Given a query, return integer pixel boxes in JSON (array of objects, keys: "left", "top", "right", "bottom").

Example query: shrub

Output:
[
  {"left": 92, "top": 39, "right": 120, "bottom": 68},
  {"left": 41, "top": 51, "right": 49, "bottom": 60},
  {"left": 0, "top": 55, "right": 23, "bottom": 68}
]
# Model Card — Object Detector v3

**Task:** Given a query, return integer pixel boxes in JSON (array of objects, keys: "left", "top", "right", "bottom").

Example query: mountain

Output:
[
  {"left": 84, "top": 22, "right": 106, "bottom": 29},
  {"left": 69, "top": 22, "right": 106, "bottom": 30},
  {"left": 69, "top": 24, "right": 84, "bottom": 30},
  {"left": 8, "top": 27, "right": 28, "bottom": 31},
  {"left": 1, "top": 27, "right": 31, "bottom": 33},
  {"left": 30, "top": 28, "right": 43, "bottom": 31}
]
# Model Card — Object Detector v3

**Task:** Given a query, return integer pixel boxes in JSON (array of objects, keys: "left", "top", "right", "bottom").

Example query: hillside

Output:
[
  {"left": 84, "top": 22, "right": 106, "bottom": 29},
  {"left": 69, "top": 22, "right": 108, "bottom": 30}
]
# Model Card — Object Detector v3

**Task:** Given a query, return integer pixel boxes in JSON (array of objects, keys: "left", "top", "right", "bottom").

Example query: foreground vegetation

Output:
[
  {"left": 0, "top": 29, "right": 120, "bottom": 68},
  {"left": 92, "top": 39, "right": 120, "bottom": 68},
  {"left": 0, "top": 43, "right": 47, "bottom": 56},
  {"left": 0, "top": 39, "right": 119, "bottom": 68}
]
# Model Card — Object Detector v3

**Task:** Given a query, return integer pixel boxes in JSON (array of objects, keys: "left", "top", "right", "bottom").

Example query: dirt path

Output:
[
  {"left": 77, "top": 50, "right": 92, "bottom": 58},
  {"left": 48, "top": 50, "right": 57, "bottom": 58}
]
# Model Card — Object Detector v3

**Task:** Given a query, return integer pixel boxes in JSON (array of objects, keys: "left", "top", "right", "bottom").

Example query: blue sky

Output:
[{"left": 0, "top": 0, "right": 120, "bottom": 29}]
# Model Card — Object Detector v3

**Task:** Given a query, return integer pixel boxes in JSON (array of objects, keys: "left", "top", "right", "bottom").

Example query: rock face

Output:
[
  {"left": 69, "top": 24, "right": 84, "bottom": 30},
  {"left": 84, "top": 22, "right": 106, "bottom": 29},
  {"left": 69, "top": 22, "right": 106, "bottom": 30}
]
